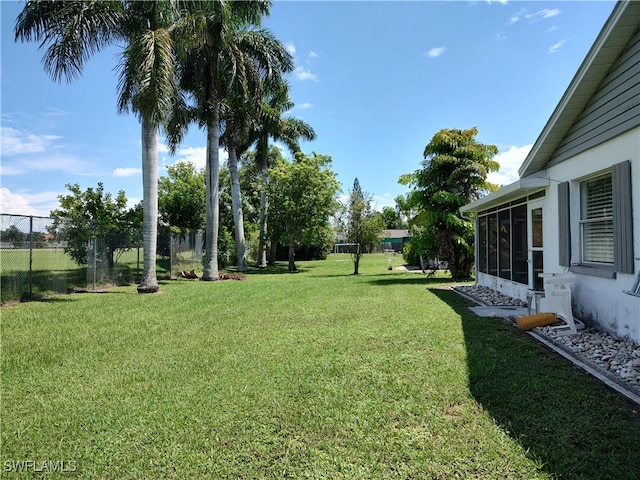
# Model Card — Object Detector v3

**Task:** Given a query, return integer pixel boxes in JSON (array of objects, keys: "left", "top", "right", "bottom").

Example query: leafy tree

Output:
[
  {"left": 50, "top": 183, "right": 138, "bottom": 268},
  {"left": 15, "top": 0, "right": 183, "bottom": 293},
  {"left": 252, "top": 79, "right": 316, "bottom": 267},
  {"left": 220, "top": 39, "right": 293, "bottom": 272},
  {"left": 376, "top": 205, "right": 407, "bottom": 230},
  {"left": 400, "top": 127, "right": 499, "bottom": 279},
  {"left": 1, "top": 225, "right": 27, "bottom": 244},
  {"left": 267, "top": 152, "right": 340, "bottom": 272},
  {"left": 158, "top": 161, "right": 205, "bottom": 232},
  {"left": 167, "top": 0, "right": 293, "bottom": 280},
  {"left": 339, "top": 178, "right": 385, "bottom": 275}
]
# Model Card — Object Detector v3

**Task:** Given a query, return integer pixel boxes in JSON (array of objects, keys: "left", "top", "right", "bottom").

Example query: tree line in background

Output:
[
  {"left": 43, "top": 150, "right": 405, "bottom": 278},
  {"left": 39, "top": 125, "right": 499, "bottom": 283},
  {"left": 14, "top": 0, "right": 321, "bottom": 292},
  {"left": 15, "top": 1, "right": 498, "bottom": 286}
]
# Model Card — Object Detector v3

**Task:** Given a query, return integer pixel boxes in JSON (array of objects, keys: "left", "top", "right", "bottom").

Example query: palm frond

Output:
[{"left": 15, "top": 0, "right": 126, "bottom": 83}]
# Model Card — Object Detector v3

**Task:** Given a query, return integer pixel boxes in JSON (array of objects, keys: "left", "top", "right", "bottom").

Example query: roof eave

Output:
[
  {"left": 518, "top": 0, "right": 638, "bottom": 178},
  {"left": 460, "top": 176, "right": 550, "bottom": 215}
]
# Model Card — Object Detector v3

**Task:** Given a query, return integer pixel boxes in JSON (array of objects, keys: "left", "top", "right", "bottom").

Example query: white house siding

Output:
[{"left": 542, "top": 128, "right": 640, "bottom": 342}]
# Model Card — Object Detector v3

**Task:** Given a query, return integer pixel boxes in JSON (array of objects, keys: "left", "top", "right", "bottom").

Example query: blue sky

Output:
[{"left": 1, "top": 0, "right": 617, "bottom": 217}]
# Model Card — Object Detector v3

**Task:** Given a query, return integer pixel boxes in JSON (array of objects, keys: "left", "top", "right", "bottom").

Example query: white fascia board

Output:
[{"left": 460, "top": 177, "right": 550, "bottom": 215}]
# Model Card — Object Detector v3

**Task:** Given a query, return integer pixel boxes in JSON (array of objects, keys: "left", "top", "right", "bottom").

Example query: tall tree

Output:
[
  {"left": 15, "top": 0, "right": 181, "bottom": 293},
  {"left": 340, "top": 178, "right": 384, "bottom": 275},
  {"left": 253, "top": 79, "right": 316, "bottom": 267},
  {"left": 158, "top": 161, "right": 206, "bottom": 232},
  {"left": 220, "top": 37, "right": 293, "bottom": 272},
  {"left": 400, "top": 127, "right": 499, "bottom": 279},
  {"left": 168, "top": 0, "right": 292, "bottom": 279},
  {"left": 117, "top": 1, "right": 180, "bottom": 292},
  {"left": 267, "top": 153, "right": 340, "bottom": 272}
]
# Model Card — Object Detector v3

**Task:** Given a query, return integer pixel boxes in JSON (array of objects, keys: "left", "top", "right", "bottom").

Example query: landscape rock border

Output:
[{"left": 454, "top": 284, "right": 640, "bottom": 400}]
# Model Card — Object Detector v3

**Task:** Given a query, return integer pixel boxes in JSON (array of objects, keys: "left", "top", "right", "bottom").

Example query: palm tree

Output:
[
  {"left": 15, "top": 0, "right": 180, "bottom": 293},
  {"left": 253, "top": 79, "right": 316, "bottom": 267},
  {"left": 117, "top": 1, "right": 180, "bottom": 293},
  {"left": 169, "top": 1, "right": 292, "bottom": 279},
  {"left": 220, "top": 95, "right": 254, "bottom": 272}
]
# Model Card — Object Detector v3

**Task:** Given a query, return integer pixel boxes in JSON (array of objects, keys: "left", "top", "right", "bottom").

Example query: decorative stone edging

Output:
[{"left": 455, "top": 284, "right": 640, "bottom": 397}]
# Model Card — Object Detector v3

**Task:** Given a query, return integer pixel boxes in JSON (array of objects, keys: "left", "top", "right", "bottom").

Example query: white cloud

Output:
[
  {"left": 165, "top": 146, "right": 228, "bottom": 171},
  {"left": 126, "top": 197, "right": 142, "bottom": 210},
  {"left": 549, "top": 40, "right": 566, "bottom": 54},
  {"left": 538, "top": 8, "right": 561, "bottom": 19},
  {"left": 0, "top": 126, "right": 62, "bottom": 156},
  {"left": 487, "top": 144, "right": 532, "bottom": 186},
  {"left": 113, "top": 167, "right": 142, "bottom": 177},
  {"left": 0, "top": 151, "right": 94, "bottom": 177},
  {"left": 0, "top": 187, "right": 61, "bottom": 217},
  {"left": 372, "top": 193, "right": 396, "bottom": 212},
  {"left": 297, "top": 102, "right": 314, "bottom": 110},
  {"left": 294, "top": 67, "right": 318, "bottom": 82},
  {"left": 425, "top": 47, "right": 446, "bottom": 58},
  {"left": 511, "top": 7, "right": 560, "bottom": 25},
  {"left": 285, "top": 42, "right": 296, "bottom": 56},
  {"left": 43, "top": 107, "right": 71, "bottom": 118},
  {"left": 525, "top": 8, "right": 561, "bottom": 22},
  {"left": 307, "top": 51, "right": 318, "bottom": 61}
]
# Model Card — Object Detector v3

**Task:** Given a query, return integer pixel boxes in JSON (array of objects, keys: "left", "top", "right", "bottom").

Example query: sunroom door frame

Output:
[{"left": 528, "top": 200, "right": 545, "bottom": 291}]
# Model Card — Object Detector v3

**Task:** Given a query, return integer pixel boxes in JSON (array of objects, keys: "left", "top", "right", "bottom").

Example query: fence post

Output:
[
  {"left": 92, "top": 238, "right": 97, "bottom": 291},
  {"left": 28, "top": 215, "right": 33, "bottom": 299}
]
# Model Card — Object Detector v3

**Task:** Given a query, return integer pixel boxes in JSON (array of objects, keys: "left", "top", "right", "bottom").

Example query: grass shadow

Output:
[
  {"left": 366, "top": 275, "right": 464, "bottom": 287},
  {"left": 241, "top": 263, "right": 321, "bottom": 276},
  {"left": 429, "top": 287, "right": 640, "bottom": 479}
]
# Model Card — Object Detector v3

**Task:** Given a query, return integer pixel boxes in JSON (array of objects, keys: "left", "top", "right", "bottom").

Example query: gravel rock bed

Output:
[{"left": 456, "top": 284, "right": 640, "bottom": 395}]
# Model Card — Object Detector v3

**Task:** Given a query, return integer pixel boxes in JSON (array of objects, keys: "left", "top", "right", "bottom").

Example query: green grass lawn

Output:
[{"left": 2, "top": 255, "right": 639, "bottom": 478}]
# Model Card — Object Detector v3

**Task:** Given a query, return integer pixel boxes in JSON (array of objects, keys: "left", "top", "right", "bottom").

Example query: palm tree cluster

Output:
[{"left": 15, "top": 0, "right": 315, "bottom": 292}]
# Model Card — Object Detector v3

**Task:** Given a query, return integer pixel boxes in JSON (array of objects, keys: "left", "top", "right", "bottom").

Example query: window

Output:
[{"left": 580, "top": 173, "right": 613, "bottom": 264}]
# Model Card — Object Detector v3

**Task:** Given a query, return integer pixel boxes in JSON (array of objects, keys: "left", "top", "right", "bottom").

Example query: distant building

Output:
[{"left": 379, "top": 229, "right": 411, "bottom": 253}]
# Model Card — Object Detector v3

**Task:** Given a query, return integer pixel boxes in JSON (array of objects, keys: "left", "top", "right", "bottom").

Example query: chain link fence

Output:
[
  {"left": 1, "top": 214, "right": 206, "bottom": 303},
  {"left": 1, "top": 214, "right": 73, "bottom": 302},
  {"left": 167, "top": 230, "right": 205, "bottom": 279}
]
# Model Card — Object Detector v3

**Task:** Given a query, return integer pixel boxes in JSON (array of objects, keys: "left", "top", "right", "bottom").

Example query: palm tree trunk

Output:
[
  {"left": 203, "top": 110, "right": 220, "bottom": 281},
  {"left": 288, "top": 240, "right": 296, "bottom": 272},
  {"left": 228, "top": 142, "right": 248, "bottom": 272},
  {"left": 256, "top": 154, "right": 269, "bottom": 268},
  {"left": 137, "top": 114, "right": 159, "bottom": 293}
]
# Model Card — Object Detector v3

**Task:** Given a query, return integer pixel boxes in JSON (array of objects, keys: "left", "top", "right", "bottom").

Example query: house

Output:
[
  {"left": 460, "top": 1, "right": 640, "bottom": 342},
  {"left": 379, "top": 229, "right": 411, "bottom": 253}
]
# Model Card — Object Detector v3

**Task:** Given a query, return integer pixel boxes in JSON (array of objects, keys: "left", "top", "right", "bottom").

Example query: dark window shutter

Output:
[
  {"left": 558, "top": 181, "right": 571, "bottom": 266},
  {"left": 612, "top": 160, "right": 634, "bottom": 273}
]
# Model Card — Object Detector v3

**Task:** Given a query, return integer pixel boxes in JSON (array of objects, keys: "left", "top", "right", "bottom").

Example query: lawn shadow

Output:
[
  {"left": 429, "top": 287, "right": 640, "bottom": 479},
  {"left": 224, "top": 262, "right": 320, "bottom": 276},
  {"left": 365, "top": 274, "right": 463, "bottom": 287}
]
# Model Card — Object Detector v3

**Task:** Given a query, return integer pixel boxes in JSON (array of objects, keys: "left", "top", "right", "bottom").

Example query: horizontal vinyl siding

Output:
[{"left": 548, "top": 30, "right": 640, "bottom": 167}]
